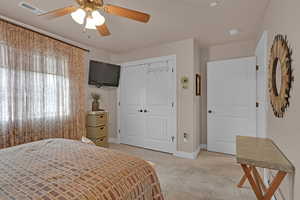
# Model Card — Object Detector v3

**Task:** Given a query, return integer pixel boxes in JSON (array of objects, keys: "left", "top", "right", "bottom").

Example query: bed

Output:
[{"left": 0, "top": 139, "right": 164, "bottom": 200}]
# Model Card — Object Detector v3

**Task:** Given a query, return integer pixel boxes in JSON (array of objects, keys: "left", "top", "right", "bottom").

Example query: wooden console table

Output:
[{"left": 236, "top": 136, "right": 294, "bottom": 200}]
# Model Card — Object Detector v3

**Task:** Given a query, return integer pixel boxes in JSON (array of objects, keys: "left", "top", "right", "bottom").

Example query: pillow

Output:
[{"left": 81, "top": 136, "right": 96, "bottom": 145}]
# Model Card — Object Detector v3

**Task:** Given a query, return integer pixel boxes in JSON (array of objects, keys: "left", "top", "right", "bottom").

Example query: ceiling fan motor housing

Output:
[{"left": 76, "top": 0, "right": 103, "bottom": 11}]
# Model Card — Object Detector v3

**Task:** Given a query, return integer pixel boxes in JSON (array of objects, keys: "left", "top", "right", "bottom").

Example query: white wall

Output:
[
  {"left": 111, "top": 38, "right": 199, "bottom": 153},
  {"left": 193, "top": 40, "right": 201, "bottom": 151},
  {"left": 208, "top": 40, "right": 256, "bottom": 61},
  {"left": 261, "top": 0, "right": 300, "bottom": 199},
  {"left": 86, "top": 48, "right": 118, "bottom": 139}
]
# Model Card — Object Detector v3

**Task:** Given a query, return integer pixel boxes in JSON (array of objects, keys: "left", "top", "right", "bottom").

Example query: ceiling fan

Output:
[{"left": 39, "top": 0, "right": 151, "bottom": 36}]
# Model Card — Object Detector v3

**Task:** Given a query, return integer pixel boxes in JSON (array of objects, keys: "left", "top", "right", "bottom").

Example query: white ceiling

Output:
[{"left": 0, "top": 0, "right": 269, "bottom": 53}]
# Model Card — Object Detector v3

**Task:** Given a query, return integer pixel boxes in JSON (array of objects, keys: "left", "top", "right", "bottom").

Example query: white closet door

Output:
[
  {"left": 144, "top": 61, "right": 176, "bottom": 153},
  {"left": 207, "top": 57, "right": 257, "bottom": 155},
  {"left": 120, "top": 56, "right": 176, "bottom": 154},
  {"left": 120, "top": 65, "right": 145, "bottom": 147}
]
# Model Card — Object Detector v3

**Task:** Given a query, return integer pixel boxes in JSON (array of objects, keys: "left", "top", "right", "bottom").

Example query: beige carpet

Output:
[{"left": 109, "top": 144, "right": 255, "bottom": 200}]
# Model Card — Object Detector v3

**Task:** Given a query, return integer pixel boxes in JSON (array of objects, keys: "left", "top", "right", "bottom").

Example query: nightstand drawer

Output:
[
  {"left": 87, "top": 113, "right": 107, "bottom": 126},
  {"left": 87, "top": 126, "right": 107, "bottom": 139},
  {"left": 94, "top": 137, "right": 108, "bottom": 148}
]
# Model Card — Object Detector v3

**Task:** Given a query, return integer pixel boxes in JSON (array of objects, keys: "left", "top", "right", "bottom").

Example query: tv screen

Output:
[{"left": 88, "top": 60, "right": 121, "bottom": 87}]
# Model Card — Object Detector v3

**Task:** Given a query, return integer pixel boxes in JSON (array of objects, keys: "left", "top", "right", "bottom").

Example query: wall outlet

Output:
[
  {"left": 181, "top": 76, "right": 189, "bottom": 89},
  {"left": 183, "top": 133, "right": 188, "bottom": 142}
]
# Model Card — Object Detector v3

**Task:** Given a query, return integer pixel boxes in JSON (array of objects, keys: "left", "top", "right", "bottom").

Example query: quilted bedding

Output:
[{"left": 0, "top": 139, "right": 164, "bottom": 200}]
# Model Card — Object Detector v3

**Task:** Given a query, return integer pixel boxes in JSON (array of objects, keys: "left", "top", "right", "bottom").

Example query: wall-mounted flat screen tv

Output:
[{"left": 88, "top": 60, "right": 121, "bottom": 88}]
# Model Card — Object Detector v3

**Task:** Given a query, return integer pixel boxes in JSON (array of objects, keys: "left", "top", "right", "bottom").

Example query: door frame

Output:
[
  {"left": 255, "top": 31, "right": 268, "bottom": 139},
  {"left": 207, "top": 56, "right": 257, "bottom": 155},
  {"left": 116, "top": 55, "right": 177, "bottom": 153}
]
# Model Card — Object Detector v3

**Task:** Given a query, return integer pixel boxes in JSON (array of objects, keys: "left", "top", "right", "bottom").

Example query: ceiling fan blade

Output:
[
  {"left": 39, "top": 6, "right": 77, "bottom": 19},
  {"left": 97, "top": 24, "right": 111, "bottom": 36},
  {"left": 103, "top": 4, "right": 150, "bottom": 23}
]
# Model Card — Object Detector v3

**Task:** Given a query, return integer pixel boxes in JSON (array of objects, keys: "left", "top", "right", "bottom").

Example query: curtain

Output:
[{"left": 0, "top": 20, "right": 86, "bottom": 148}]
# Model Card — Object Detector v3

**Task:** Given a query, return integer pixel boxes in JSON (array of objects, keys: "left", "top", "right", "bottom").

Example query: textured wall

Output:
[{"left": 261, "top": 0, "right": 300, "bottom": 199}]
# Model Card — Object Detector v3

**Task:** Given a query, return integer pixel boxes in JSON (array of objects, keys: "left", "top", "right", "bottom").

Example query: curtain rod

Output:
[{"left": 0, "top": 18, "right": 90, "bottom": 52}]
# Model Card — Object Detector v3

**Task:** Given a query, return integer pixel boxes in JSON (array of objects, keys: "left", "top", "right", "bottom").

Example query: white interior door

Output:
[
  {"left": 207, "top": 57, "right": 257, "bottom": 155},
  {"left": 144, "top": 61, "right": 176, "bottom": 153},
  {"left": 120, "top": 65, "right": 145, "bottom": 148},
  {"left": 120, "top": 56, "right": 176, "bottom": 154}
]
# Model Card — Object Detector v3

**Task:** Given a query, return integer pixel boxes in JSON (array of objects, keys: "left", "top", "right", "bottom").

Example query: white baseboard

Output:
[
  {"left": 174, "top": 151, "right": 195, "bottom": 159},
  {"left": 108, "top": 137, "right": 120, "bottom": 144},
  {"left": 193, "top": 145, "right": 201, "bottom": 158},
  {"left": 174, "top": 145, "right": 201, "bottom": 160}
]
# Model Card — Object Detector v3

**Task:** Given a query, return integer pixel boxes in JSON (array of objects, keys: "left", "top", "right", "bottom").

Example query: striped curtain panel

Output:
[{"left": 0, "top": 19, "right": 87, "bottom": 148}]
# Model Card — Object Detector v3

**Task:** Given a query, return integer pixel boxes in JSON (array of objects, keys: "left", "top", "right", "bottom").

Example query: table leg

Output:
[
  {"left": 241, "top": 164, "right": 264, "bottom": 200},
  {"left": 238, "top": 167, "right": 252, "bottom": 188},
  {"left": 252, "top": 167, "right": 267, "bottom": 193},
  {"left": 238, "top": 164, "right": 287, "bottom": 200},
  {"left": 252, "top": 166, "right": 264, "bottom": 195},
  {"left": 238, "top": 166, "right": 267, "bottom": 192},
  {"left": 262, "top": 171, "right": 286, "bottom": 200}
]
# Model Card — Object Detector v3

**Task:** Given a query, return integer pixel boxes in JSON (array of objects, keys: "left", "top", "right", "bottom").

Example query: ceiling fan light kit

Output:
[
  {"left": 39, "top": 0, "right": 151, "bottom": 36},
  {"left": 71, "top": 8, "right": 86, "bottom": 25},
  {"left": 85, "top": 11, "right": 105, "bottom": 29}
]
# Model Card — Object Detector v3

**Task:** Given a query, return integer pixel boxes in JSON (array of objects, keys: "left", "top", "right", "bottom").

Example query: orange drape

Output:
[{"left": 0, "top": 19, "right": 86, "bottom": 148}]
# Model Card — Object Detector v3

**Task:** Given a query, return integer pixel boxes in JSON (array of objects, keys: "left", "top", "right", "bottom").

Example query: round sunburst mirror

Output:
[{"left": 268, "top": 34, "right": 293, "bottom": 118}]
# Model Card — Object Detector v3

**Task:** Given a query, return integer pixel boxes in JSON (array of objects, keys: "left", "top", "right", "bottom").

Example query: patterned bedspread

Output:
[{"left": 0, "top": 139, "right": 164, "bottom": 200}]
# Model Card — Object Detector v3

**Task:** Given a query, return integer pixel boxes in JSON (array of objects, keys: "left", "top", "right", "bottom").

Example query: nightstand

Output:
[{"left": 86, "top": 111, "right": 108, "bottom": 148}]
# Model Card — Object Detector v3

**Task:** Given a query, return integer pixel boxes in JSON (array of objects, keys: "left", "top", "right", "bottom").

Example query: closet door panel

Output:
[
  {"left": 120, "top": 65, "right": 145, "bottom": 147},
  {"left": 144, "top": 61, "right": 175, "bottom": 153}
]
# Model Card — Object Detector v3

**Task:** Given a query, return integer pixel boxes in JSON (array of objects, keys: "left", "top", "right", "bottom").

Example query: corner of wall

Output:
[
  {"left": 86, "top": 48, "right": 119, "bottom": 139},
  {"left": 199, "top": 48, "right": 209, "bottom": 146}
]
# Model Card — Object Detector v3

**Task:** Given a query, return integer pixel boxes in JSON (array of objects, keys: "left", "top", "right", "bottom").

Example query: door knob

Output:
[
  {"left": 138, "top": 109, "right": 143, "bottom": 113},
  {"left": 208, "top": 110, "right": 212, "bottom": 114},
  {"left": 143, "top": 109, "right": 148, "bottom": 113}
]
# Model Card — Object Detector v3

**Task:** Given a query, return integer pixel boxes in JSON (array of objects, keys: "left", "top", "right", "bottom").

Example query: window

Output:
[{"left": 0, "top": 46, "right": 70, "bottom": 122}]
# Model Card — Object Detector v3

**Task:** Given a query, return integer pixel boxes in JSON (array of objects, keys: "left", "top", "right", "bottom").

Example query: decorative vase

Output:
[
  {"left": 91, "top": 93, "right": 101, "bottom": 111},
  {"left": 92, "top": 99, "right": 100, "bottom": 111}
]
